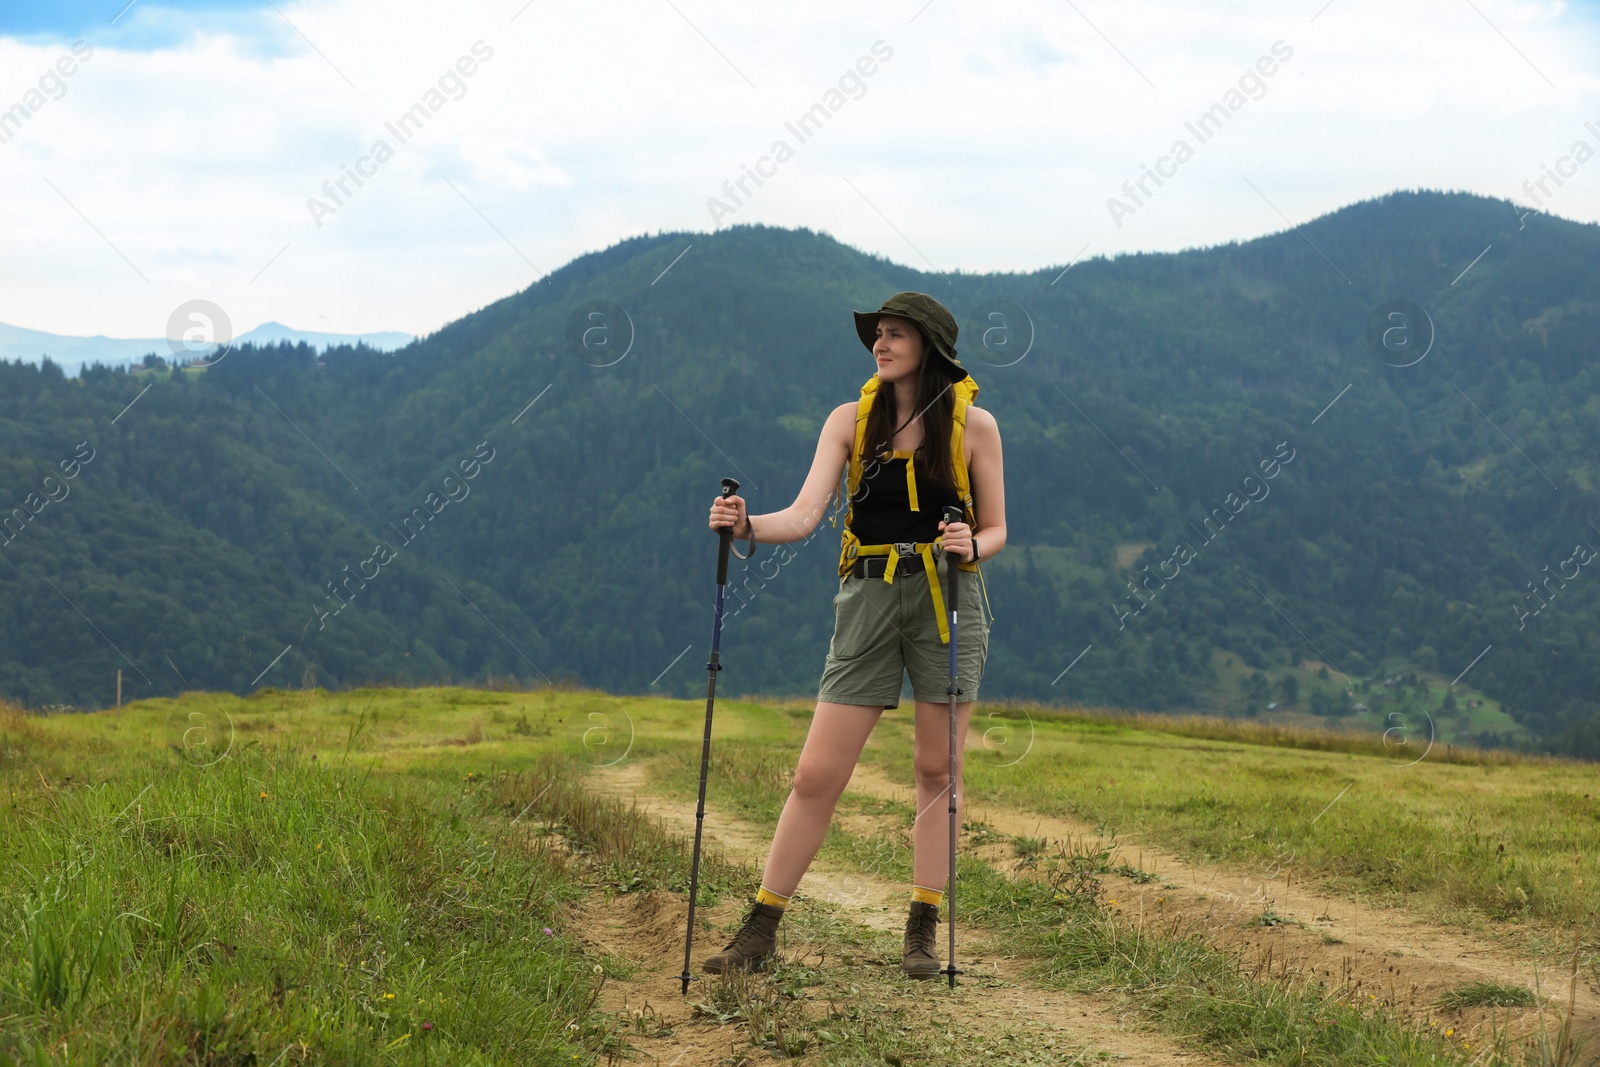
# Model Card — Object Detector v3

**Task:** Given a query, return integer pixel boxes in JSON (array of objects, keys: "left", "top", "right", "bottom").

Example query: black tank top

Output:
[{"left": 848, "top": 449, "right": 961, "bottom": 545}]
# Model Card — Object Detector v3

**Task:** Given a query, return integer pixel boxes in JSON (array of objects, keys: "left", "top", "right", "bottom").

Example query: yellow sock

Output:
[
  {"left": 911, "top": 885, "right": 944, "bottom": 907},
  {"left": 755, "top": 886, "right": 791, "bottom": 909}
]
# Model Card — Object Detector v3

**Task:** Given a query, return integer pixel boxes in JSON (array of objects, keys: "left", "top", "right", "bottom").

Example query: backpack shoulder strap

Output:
[
  {"left": 949, "top": 376, "right": 978, "bottom": 518},
  {"left": 830, "top": 375, "right": 880, "bottom": 531},
  {"left": 831, "top": 375, "right": 880, "bottom": 572},
  {"left": 946, "top": 375, "right": 995, "bottom": 620}
]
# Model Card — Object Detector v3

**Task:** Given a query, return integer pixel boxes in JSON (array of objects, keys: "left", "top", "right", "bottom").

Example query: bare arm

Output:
[{"left": 707, "top": 403, "right": 856, "bottom": 544}]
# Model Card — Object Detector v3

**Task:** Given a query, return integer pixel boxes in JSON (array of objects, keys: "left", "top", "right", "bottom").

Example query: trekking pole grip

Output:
[
  {"left": 942, "top": 505, "right": 963, "bottom": 613},
  {"left": 715, "top": 478, "right": 740, "bottom": 586}
]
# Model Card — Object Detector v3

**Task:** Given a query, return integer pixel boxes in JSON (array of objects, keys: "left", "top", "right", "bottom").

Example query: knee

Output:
[
  {"left": 791, "top": 758, "right": 847, "bottom": 802},
  {"left": 914, "top": 756, "right": 961, "bottom": 791}
]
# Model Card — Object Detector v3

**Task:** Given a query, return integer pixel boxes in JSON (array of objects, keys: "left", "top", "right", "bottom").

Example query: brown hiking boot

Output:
[
  {"left": 902, "top": 900, "right": 941, "bottom": 979},
  {"left": 701, "top": 901, "right": 784, "bottom": 974}
]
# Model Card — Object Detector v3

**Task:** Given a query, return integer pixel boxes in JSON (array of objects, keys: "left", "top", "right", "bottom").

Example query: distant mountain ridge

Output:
[{"left": 0, "top": 320, "right": 413, "bottom": 373}]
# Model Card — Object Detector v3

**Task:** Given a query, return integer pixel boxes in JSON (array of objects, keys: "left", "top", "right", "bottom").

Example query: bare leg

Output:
[
  {"left": 911, "top": 700, "right": 973, "bottom": 890},
  {"left": 759, "top": 701, "right": 884, "bottom": 896}
]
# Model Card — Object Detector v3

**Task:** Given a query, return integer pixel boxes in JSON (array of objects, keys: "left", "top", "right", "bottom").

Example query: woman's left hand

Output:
[{"left": 937, "top": 519, "right": 973, "bottom": 562}]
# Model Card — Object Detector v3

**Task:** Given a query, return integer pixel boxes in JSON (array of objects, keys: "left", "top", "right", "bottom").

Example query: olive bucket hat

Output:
[{"left": 853, "top": 291, "right": 969, "bottom": 384}]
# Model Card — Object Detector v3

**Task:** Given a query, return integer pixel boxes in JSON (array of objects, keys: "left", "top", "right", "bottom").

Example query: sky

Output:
[{"left": 1, "top": 0, "right": 1598, "bottom": 341}]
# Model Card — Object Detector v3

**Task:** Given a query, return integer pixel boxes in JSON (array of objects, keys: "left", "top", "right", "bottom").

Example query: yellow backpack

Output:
[{"left": 827, "top": 373, "right": 994, "bottom": 644}]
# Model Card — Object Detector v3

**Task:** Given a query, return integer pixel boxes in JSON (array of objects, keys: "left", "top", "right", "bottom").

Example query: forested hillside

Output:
[{"left": 3, "top": 189, "right": 1597, "bottom": 756}]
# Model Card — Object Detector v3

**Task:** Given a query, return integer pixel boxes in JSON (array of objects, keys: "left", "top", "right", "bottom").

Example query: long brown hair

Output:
[{"left": 860, "top": 325, "right": 957, "bottom": 492}]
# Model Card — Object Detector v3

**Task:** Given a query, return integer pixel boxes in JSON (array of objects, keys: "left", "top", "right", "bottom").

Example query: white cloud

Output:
[{"left": 1, "top": 0, "right": 1597, "bottom": 339}]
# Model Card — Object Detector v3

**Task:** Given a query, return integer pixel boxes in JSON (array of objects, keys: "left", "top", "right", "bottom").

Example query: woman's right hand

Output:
[{"left": 709, "top": 494, "right": 752, "bottom": 539}]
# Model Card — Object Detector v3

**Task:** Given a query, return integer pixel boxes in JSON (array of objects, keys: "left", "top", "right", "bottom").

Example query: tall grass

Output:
[
  {"left": 0, "top": 738, "right": 599, "bottom": 1064},
  {"left": 1035, "top": 909, "right": 1500, "bottom": 1066},
  {"left": 485, "top": 755, "right": 749, "bottom": 902}
]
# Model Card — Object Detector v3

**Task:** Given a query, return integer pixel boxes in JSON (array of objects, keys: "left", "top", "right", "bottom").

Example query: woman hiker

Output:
[{"left": 703, "top": 291, "right": 1006, "bottom": 979}]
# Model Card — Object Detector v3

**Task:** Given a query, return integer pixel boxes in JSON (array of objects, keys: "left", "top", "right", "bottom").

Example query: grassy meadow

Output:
[
  {"left": 883, "top": 700, "right": 1597, "bottom": 938},
  {"left": 0, "top": 687, "right": 725, "bottom": 1065},
  {"left": 0, "top": 684, "right": 1595, "bottom": 1065}
]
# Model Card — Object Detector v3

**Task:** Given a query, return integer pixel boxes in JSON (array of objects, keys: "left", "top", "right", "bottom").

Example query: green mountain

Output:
[{"left": 2, "top": 189, "right": 1597, "bottom": 756}]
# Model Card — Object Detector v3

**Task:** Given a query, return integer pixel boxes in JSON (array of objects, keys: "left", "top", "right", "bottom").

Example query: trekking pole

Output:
[
  {"left": 680, "top": 477, "right": 740, "bottom": 995},
  {"left": 941, "top": 504, "right": 965, "bottom": 989}
]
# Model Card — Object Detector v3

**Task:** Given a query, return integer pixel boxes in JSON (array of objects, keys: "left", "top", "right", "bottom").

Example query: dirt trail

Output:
[
  {"left": 576, "top": 760, "right": 1226, "bottom": 1067},
  {"left": 844, "top": 759, "right": 1600, "bottom": 1045}
]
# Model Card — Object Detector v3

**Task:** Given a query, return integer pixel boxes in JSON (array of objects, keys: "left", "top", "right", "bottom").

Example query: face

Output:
[{"left": 872, "top": 315, "right": 924, "bottom": 382}]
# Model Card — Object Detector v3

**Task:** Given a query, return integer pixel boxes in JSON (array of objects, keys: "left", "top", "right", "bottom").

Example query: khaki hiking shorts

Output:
[{"left": 816, "top": 563, "right": 990, "bottom": 709}]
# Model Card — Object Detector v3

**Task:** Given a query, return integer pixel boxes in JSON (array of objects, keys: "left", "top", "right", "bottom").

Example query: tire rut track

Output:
[
  {"left": 576, "top": 758, "right": 1228, "bottom": 1066},
  {"left": 845, "top": 758, "right": 1599, "bottom": 1048}
]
